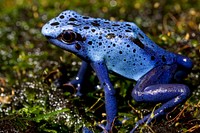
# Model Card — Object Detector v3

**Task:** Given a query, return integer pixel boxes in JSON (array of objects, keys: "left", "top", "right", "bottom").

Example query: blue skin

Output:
[{"left": 41, "top": 10, "right": 193, "bottom": 132}]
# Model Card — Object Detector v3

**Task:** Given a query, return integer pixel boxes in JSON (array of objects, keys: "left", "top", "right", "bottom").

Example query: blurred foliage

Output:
[{"left": 0, "top": 0, "right": 200, "bottom": 132}]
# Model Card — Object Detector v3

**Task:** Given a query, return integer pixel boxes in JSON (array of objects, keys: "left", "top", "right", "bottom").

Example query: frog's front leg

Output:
[
  {"left": 131, "top": 64, "right": 190, "bottom": 132},
  {"left": 90, "top": 61, "right": 118, "bottom": 132},
  {"left": 67, "top": 61, "right": 89, "bottom": 96}
]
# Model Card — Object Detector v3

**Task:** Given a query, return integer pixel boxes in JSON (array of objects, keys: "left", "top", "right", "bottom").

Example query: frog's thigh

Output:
[{"left": 133, "top": 84, "right": 190, "bottom": 103}]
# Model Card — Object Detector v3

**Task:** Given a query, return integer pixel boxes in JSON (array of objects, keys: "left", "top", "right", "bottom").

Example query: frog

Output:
[{"left": 41, "top": 10, "right": 193, "bottom": 132}]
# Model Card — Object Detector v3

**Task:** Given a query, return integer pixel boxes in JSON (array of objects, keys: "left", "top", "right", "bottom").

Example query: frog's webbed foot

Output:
[
  {"left": 131, "top": 64, "right": 190, "bottom": 132},
  {"left": 55, "top": 61, "right": 90, "bottom": 96}
]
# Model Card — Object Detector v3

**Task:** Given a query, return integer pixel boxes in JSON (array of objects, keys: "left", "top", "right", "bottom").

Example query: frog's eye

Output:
[{"left": 60, "top": 30, "right": 77, "bottom": 43}]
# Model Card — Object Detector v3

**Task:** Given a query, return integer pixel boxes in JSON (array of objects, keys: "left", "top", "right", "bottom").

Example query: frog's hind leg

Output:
[{"left": 131, "top": 64, "right": 190, "bottom": 132}]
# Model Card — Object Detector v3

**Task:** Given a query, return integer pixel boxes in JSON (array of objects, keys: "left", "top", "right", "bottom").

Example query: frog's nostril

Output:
[{"left": 41, "top": 26, "right": 48, "bottom": 36}]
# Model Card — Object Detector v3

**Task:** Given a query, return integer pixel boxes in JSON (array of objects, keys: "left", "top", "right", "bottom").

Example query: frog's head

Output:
[{"left": 41, "top": 10, "right": 87, "bottom": 57}]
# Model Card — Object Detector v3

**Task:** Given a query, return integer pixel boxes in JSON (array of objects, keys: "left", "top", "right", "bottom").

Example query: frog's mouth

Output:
[
  {"left": 45, "top": 35, "right": 74, "bottom": 47},
  {"left": 44, "top": 36, "right": 58, "bottom": 45},
  {"left": 45, "top": 36, "right": 71, "bottom": 48},
  {"left": 45, "top": 36, "right": 69, "bottom": 47},
  {"left": 45, "top": 35, "right": 54, "bottom": 40}
]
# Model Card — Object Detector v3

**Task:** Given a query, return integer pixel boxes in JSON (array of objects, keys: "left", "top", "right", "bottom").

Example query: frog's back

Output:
[
  {"left": 73, "top": 18, "right": 176, "bottom": 80},
  {"left": 99, "top": 22, "right": 175, "bottom": 80}
]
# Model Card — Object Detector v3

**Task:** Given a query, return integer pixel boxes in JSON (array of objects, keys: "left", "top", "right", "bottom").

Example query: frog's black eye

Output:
[{"left": 60, "top": 30, "right": 77, "bottom": 43}]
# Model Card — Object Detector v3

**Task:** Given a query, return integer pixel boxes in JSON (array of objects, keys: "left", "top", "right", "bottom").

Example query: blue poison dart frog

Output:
[{"left": 41, "top": 10, "right": 193, "bottom": 132}]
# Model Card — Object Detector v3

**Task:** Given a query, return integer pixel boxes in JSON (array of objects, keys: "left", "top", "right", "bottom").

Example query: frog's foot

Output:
[
  {"left": 83, "top": 118, "right": 123, "bottom": 132},
  {"left": 63, "top": 82, "right": 83, "bottom": 96},
  {"left": 51, "top": 76, "right": 82, "bottom": 96},
  {"left": 54, "top": 61, "right": 89, "bottom": 96},
  {"left": 82, "top": 127, "right": 93, "bottom": 133}
]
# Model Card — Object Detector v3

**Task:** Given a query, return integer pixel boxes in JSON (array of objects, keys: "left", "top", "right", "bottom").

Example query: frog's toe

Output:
[
  {"left": 130, "top": 123, "right": 139, "bottom": 133},
  {"left": 82, "top": 127, "right": 93, "bottom": 133},
  {"left": 74, "top": 83, "right": 83, "bottom": 96},
  {"left": 74, "top": 90, "right": 83, "bottom": 97}
]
